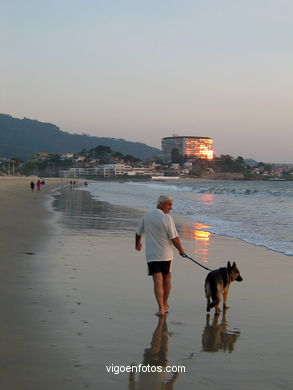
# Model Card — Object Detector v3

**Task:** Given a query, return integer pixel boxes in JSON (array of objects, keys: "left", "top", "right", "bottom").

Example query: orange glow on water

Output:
[
  {"left": 198, "top": 194, "right": 214, "bottom": 206},
  {"left": 181, "top": 222, "right": 212, "bottom": 264},
  {"left": 194, "top": 230, "right": 210, "bottom": 241},
  {"left": 194, "top": 222, "right": 211, "bottom": 229}
]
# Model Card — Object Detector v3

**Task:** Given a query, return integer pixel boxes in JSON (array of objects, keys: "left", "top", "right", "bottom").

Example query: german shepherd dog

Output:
[{"left": 205, "top": 261, "right": 243, "bottom": 315}]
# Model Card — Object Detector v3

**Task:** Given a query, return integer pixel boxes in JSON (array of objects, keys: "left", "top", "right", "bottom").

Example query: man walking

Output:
[{"left": 135, "top": 195, "right": 185, "bottom": 315}]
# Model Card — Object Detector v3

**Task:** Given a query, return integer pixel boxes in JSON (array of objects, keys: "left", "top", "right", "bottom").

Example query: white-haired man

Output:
[{"left": 135, "top": 195, "right": 185, "bottom": 315}]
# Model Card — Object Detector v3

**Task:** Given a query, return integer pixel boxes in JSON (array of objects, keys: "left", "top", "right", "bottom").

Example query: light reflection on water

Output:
[
  {"left": 198, "top": 193, "right": 214, "bottom": 206},
  {"left": 52, "top": 187, "right": 143, "bottom": 233},
  {"left": 53, "top": 188, "right": 214, "bottom": 263},
  {"left": 180, "top": 222, "right": 211, "bottom": 264},
  {"left": 83, "top": 180, "right": 293, "bottom": 255}
]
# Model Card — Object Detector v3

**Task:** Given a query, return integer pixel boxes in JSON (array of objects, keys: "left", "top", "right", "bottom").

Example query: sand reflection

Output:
[
  {"left": 129, "top": 315, "right": 179, "bottom": 390},
  {"left": 202, "top": 311, "right": 240, "bottom": 353},
  {"left": 52, "top": 187, "right": 143, "bottom": 232}
]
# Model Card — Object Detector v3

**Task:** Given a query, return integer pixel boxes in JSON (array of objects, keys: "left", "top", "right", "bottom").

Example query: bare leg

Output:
[
  {"left": 152, "top": 273, "right": 165, "bottom": 315},
  {"left": 163, "top": 272, "right": 171, "bottom": 311}
]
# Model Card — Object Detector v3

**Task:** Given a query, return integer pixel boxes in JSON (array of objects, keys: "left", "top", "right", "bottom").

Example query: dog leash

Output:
[{"left": 181, "top": 254, "right": 213, "bottom": 272}]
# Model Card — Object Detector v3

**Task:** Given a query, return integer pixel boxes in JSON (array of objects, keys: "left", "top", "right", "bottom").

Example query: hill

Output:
[{"left": 0, "top": 114, "right": 161, "bottom": 161}]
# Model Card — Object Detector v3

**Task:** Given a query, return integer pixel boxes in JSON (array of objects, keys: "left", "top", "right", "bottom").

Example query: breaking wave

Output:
[
  {"left": 127, "top": 181, "right": 293, "bottom": 197},
  {"left": 81, "top": 179, "right": 293, "bottom": 256}
]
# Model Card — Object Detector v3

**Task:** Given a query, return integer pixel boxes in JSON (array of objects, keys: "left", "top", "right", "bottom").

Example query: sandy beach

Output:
[{"left": 0, "top": 177, "right": 292, "bottom": 390}]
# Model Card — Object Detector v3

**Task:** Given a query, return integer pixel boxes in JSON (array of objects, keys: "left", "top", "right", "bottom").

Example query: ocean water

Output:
[{"left": 79, "top": 179, "right": 293, "bottom": 256}]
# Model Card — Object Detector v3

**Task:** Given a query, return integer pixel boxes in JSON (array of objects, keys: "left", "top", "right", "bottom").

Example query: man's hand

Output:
[
  {"left": 135, "top": 234, "right": 142, "bottom": 251},
  {"left": 135, "top": 242, "right": 142, "bottom": 251}
]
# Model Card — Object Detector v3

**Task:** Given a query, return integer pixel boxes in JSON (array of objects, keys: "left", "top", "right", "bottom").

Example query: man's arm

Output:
[
  {"left": 135, "top": 233, "right": 142, "bottom": 251},
  {"left": 171, "top": 237, "right": 185, "bottom": 256}
]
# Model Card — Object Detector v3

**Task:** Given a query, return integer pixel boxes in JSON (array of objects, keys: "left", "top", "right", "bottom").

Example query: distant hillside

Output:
[{"left": 0, "top": 114, "right": 161, "bottom": 161}]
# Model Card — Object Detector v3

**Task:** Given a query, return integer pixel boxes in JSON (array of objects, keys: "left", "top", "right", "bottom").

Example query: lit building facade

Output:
[{"left": 162, "top": 136, "right": 214, "bottom": 161}]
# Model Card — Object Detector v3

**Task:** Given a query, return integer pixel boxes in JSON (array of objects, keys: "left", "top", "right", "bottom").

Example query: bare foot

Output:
[
  {"left": 155, "top": 309, "right": 166, "bottom": 316},
  {"left": 164, "top": 304, "right": 169, "bottom": 312}
]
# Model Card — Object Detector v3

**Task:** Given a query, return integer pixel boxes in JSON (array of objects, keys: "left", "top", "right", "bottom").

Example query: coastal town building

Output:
[
  {"left": 161, "top": 136, "right": 214, "bottom": 161},
  {"left": 59, "top": 163, "right": 154, "bottom": 178},
  {"left": 60, "top": 153, "right": 74, "bottom": 160},
  {"left": 34, "top": 152, "right": 52, "bottom": 160}
]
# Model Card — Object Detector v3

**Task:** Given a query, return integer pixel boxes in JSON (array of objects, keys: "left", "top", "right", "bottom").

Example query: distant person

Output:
[
  {"left": 135, "top": 195, "right": 185, "bottom": 315},
  {"left": 84, "top": 181, "right": 88, "bottom": 186},
  {"left": 36, "top": 179, "right": 42, "bottom": 191},
  {"left": 41, "top": 180, "right": 45, "bottom": 186},
  {"left": 30, "top": 181, "right": 35, "bottom": 191}
]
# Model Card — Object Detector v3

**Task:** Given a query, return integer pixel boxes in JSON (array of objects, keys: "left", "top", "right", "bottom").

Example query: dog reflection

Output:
[
  {"left": 202, "top": 310, "right": 240, "bottom": 353},
  {"left": 129, "top": 315, "right": 178, "bottom": 390}
]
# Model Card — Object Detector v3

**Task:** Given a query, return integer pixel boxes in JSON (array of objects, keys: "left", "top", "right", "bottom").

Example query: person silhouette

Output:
[{"left": 129, "top": 315, "right": 179, "bottom": 390}]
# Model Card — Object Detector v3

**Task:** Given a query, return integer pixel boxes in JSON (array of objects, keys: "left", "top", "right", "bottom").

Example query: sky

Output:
[{"left": 1, "top": 0, "right": 292, "bottom": 163}]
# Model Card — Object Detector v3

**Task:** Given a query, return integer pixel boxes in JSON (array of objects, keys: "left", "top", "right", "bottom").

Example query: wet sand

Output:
[{"left": 1, "top": 178, "right": 293, "bottom": 389}]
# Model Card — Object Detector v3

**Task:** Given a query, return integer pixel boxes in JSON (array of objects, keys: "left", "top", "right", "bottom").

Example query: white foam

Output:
[{"left": 79, "top": 180, "right": 293, "bottom": 256}]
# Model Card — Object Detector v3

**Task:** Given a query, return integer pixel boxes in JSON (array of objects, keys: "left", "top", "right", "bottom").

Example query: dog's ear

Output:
[
  {"left": 232, "top": 261, "right": 236, "bottom": 268},
  {"left": 227, "top": 261, "right": 231, "bottom": 268}
]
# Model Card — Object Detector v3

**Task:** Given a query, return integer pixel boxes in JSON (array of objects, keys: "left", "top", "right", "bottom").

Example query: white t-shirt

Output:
[{"left": 136, "top": 209, "right": 178, "bottom": 263}]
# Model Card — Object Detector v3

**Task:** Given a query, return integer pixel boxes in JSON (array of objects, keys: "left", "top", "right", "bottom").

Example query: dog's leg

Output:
[
  {"left": 215, "top": 290, "right": 222, "bottom": 315},
  {"left": 205, "top": 282, "right": 211, "bottom": 312},
  {"left": 206, "top": 297, "right": 211, "bottom": 312},
  {"left": 215, "top": 304, "right": 220, "bottom": 315},
  {"left": 223, "top": 287, "right": 229, "bottom": 310}
]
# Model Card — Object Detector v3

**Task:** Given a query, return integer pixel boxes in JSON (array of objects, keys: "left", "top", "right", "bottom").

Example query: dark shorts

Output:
[{"left": 148, "top": 260, "right": 172, "bottom": 276}]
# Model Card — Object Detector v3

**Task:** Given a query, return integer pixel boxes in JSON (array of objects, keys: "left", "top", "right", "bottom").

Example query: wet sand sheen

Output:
[{"left": 0, "top": 178, "right": 292, "bottom": 389}]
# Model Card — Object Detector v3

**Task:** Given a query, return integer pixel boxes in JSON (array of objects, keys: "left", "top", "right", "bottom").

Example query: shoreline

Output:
[
  {"left": 68, "top": 174, "right": 293, "bottom": 182},
  {"left": 1, "top": 177, "right": 292, "bottom": 389},
  {"left": 50, "top": 187, "right": 293, "bottom": 389},
  {"left": 0, "top": 177, "right": 86, "bottom": 390},
  {"left": 78, "top": 181, "right": 293, "bottom": 258}
]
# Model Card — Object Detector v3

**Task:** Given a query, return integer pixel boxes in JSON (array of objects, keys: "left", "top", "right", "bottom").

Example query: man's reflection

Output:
[
  {"left": 202, "top": 310, "right": 240, "bottom": 353},
  {"left": 129, "top": 315, "right": 179, "bottom": 390}
]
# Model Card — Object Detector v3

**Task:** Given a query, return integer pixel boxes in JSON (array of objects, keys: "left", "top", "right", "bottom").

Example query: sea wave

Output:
[
  {"left": 186, "top": 214, "right": 293, "bottom": 257},
  {"left": 80, "top": 180, "right": 293, "bottom": 256},
  {"left": 127, "top": 181, "right": 293, "bottom": 197}
]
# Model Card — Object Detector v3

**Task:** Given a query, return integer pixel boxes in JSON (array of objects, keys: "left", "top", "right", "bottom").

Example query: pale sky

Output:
[{"left": 1, "top": 0, "right": 292, "bottom": 163}]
